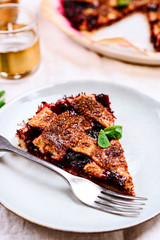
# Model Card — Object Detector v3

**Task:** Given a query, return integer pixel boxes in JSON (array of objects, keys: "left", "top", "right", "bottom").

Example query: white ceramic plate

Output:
[
  {"left": 0, "top": 81, "right": 160, "bottom": 233},
  {"left": 41, "top": 0, "right": 160, "bottom": 65}
]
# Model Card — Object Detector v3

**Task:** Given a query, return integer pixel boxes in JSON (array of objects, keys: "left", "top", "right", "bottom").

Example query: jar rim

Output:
[{"left": 0, "top": 3, "right": 38, "bottom": 34}]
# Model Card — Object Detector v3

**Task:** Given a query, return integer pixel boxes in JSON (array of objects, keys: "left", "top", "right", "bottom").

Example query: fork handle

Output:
[{"left": 0, "top": 136, "right": 72, "bottom": 183}]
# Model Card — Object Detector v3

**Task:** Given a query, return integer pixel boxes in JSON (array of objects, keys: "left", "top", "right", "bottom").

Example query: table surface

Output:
[{"left": 0, "top": 0, "right": 160, "bottom": 239}]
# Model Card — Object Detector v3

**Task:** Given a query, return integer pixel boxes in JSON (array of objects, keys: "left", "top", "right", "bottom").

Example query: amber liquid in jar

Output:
[
  {"left": 0, "top": 1, "right": 19, "bottom": 23},
  {"left": 0, "top": 23, "right": 40, "bottom": 79}
]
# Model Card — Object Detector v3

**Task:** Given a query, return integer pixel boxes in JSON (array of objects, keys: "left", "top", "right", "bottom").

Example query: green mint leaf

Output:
[
  {"left": 97, "top": 126, "right": 123, "bottom": 148},
  {"left": 104, "top": 125, "right": 122, "bottom": 140},
  {"left": 98, "top": 129, "right": 110, "bottom": 148},
  {"left": 0, "top": 91, "right": 5, "bottom": 98},
  {"left": 0, "top": 99, "right": 5, "bottom": 108},
  {"left": 117, "top": 0, "right": 130, "bottom": 6}
]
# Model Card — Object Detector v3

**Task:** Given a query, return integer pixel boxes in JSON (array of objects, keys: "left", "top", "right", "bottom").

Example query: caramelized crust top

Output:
[
  {"left": 68, "top": 94, "right": 115, "bottom": 127},
  {"left": 33, "top": 111, "right": 93, "bottom": 159},
  {"left": 29, "top": 107, "right": 56, "bottom": 129}
]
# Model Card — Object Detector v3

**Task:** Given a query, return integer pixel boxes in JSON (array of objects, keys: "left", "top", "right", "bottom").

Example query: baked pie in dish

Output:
[
  {"left": 16, "top": 93, "right": 135, "bottom": 196},
  {"left": 62, "top": 0, "right": 160, "bottom": 51}
]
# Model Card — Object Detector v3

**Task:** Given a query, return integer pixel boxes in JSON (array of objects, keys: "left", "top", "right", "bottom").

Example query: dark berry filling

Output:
[
  {"left": 102, "top": 170, "right": 126, "bottom": 187},
  {"left": 85, "top": 120, "right": 103, "bottom": 140},
  {"left": 58, "top": 150, "right": 92, "bottom": 175},
  {"left": 90, "top": 170, "right": 126, "bottom": 191},
  {"left": 51, "top": 99, "right": 76, "bottom": 115},
  {"left": 95, "top": 94, "right": 113, "bottom": 114},
  {"left": 86, "top": 15, "right": 98, "bottom": 31},
  {"left": 62, "top": 0, "right": 96, "bottom": 30},
  {"left": 17, "top": 124, "right": 42, "bottom": 153}
]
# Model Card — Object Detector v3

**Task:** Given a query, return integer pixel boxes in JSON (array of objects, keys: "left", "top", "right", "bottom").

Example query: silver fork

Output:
[{"left": 0, "top": 135, "right": 147, "bottom": 217}]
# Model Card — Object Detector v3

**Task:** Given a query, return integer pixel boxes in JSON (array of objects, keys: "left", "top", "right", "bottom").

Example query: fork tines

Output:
[{"left": 93, "top": 187, "right": 147, "bottom": 217}]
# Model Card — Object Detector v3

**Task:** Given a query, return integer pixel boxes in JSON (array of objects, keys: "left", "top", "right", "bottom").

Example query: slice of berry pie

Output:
[{"left": 16, "top": 93, "right": 135, "bottom": 196}]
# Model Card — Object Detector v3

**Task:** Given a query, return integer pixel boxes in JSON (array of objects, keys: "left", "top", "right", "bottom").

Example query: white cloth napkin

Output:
[{"left": 0, "top": 0, "right": 160, "bottom": 239}]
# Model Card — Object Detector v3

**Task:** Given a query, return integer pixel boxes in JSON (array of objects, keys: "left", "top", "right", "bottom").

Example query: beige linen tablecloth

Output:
[{"left": 0, "top": 0, "right": 160, "bottom": 239}]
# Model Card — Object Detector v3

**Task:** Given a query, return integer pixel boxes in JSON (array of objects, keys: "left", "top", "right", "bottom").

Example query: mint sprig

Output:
[
  {"left": 117, "top": 0, "right": 130, "bottom": 7},
  {"left": 98, "top": 125, "right": 122, "bottom": 148},
  {"left": 0, "top": 91, "right": 5, "bottom": 108}
]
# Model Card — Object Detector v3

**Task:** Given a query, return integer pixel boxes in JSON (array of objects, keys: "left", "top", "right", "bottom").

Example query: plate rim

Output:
[
  {"left": 0, "top": 201, "right": 159, "bottom": 233},
  {"left": 0, "top": 80, "right": 160, "bottom": 233},
  {"left": 1, "top": 80, "right": 160, "bottom": 113}
]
